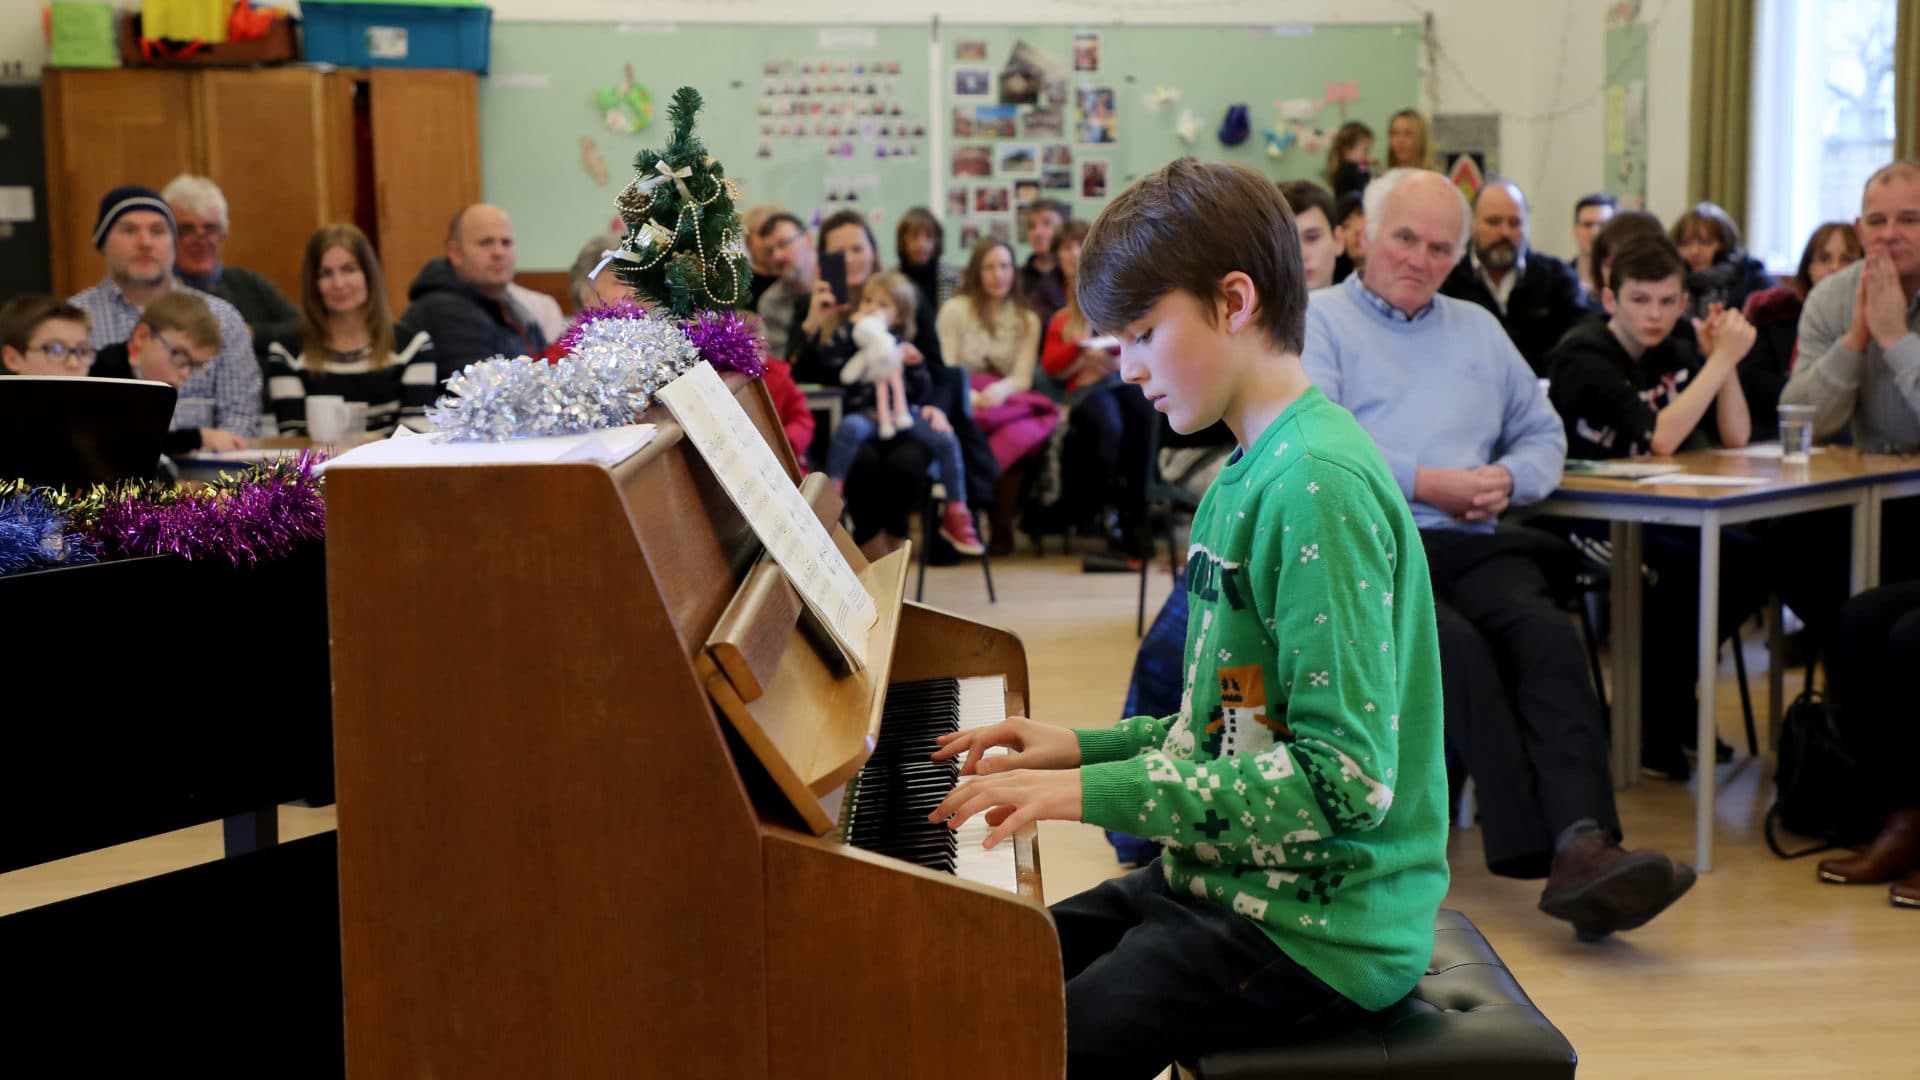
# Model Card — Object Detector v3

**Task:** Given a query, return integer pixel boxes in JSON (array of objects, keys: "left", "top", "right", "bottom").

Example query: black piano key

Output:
[{"left": 845, "top": 677, "right": 970, "bottom": 876}]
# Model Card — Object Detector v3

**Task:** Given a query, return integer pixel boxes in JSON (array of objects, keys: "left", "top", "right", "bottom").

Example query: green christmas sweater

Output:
[{"left": 1076, "top": 386, "right": 1449, "bottom": 1011}]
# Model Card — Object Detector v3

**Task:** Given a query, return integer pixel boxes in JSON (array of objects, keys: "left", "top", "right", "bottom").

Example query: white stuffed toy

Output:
[{"left": 842, "top": 310, "right": 914, "bottom": 439}]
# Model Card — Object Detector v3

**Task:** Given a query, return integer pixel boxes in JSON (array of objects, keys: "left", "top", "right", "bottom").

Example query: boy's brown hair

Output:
[
  {"left": 0, "top": 294, "right": 89, "bottom": 353},
  {"left": 1077, "top": 157, "right": 1306, "bottom": 354},
  {"left": 138, "top": 290, "right": 223, "bottom": 351}
]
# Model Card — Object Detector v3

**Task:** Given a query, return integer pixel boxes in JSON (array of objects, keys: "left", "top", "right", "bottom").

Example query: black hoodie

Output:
[{"left": 400, "top": 257, "right": 548, "bottom": 382}]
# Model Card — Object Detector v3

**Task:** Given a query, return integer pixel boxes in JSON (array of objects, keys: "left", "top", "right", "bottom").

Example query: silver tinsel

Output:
[{"left": 426, "top": 316, "right": 701, "bottom": 442}]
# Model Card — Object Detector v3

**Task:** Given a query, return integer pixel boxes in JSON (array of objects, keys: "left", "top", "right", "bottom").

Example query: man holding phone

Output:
[{"left": 755, "top": 211, "right": 817, "bottom": 361}]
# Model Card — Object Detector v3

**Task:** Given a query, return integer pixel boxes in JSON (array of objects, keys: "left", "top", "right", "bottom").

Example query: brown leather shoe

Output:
[
  {"left": 1893, "top": 872, "right": 1920, "bottom": 909},
  {"left": 1817, "top": 808, "right": 1920, "bottom": 885},
  {"left": 1539, "top": 831, "right": 1695, "bottom": 942}
]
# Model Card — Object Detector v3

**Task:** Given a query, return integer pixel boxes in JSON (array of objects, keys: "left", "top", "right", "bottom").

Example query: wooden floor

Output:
[{"left": 5, "top": 546, "right": 1914, "bottom": 1077}]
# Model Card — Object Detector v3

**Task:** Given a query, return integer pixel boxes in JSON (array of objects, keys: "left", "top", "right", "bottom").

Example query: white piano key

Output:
[{"left": 953, "top": 676, "right": 1018, "bottom": 894}]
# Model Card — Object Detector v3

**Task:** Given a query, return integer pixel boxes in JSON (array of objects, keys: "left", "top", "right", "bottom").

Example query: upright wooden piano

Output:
[{"left": 325, "top": 373, "right": 1066, "bottom": 1077}]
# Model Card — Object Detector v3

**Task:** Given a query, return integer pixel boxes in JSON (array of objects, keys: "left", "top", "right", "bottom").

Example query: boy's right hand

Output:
[{"left": 932, "top": 715, "right": 1081, "bottom": 776}]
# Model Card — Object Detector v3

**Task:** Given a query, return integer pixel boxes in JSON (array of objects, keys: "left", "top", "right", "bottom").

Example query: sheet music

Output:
[{"left": 657, "top": 364, "right": 877, "bottom": 670}]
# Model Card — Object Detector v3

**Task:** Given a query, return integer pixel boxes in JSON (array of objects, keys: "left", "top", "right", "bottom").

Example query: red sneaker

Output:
[{"left": 939, "top": 503, "right": 986, "bottom": 556}]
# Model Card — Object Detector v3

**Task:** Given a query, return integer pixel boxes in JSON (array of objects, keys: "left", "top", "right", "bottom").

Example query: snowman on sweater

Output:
[{"left": 842, "top": 310, "right": 915, "bottom": 439}]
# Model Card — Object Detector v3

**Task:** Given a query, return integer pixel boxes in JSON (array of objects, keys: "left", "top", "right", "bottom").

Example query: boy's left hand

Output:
[{"left": 928, "top": 768, "right": 1082, "bottom": 850}]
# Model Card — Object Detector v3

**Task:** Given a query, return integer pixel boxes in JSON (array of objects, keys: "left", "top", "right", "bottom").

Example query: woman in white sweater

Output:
[{"left": 937, "top": 239, "right": 1041, "bottom": 412}]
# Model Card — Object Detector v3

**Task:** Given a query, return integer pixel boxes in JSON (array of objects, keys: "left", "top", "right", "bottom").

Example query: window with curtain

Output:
[{"left": 1749, "top": 0, "right": 1896, "bottom": 269}]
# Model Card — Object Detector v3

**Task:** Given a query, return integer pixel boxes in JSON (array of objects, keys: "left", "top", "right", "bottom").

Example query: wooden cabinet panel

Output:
[
  {"left": 42, "top": 70, "right": 200, "bottom": 298},
  {"left": 198, "top": 69, "right": 355, "bottom": 303},
  {"left": 368, "top": 69, "right": 480, "bottom": 315}
]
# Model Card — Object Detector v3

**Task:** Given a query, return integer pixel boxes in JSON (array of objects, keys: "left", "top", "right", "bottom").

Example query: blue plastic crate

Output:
[{"left": 301, "top": 2, "right": 492, "bottom": 74}]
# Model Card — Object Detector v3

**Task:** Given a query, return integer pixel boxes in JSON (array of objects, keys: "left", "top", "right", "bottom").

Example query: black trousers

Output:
[
  {"left": 843, "top": 437, "right": 931, "bottom": 543},
  {"left": 1827, "top": 580, "right": 1920, "bottom": 809},
  {"left": 1636, "top": 525, "right": 1772, "bottom": 755},
  {"left": 1054, "top": 860, "right": 1370, "bottom": 1080},
  {"left": 1073, "top": 381, "right": 1155, "bottom": 527},
  {"left": 1422, "top": 527, "right": 1621, "bottom": 878}
]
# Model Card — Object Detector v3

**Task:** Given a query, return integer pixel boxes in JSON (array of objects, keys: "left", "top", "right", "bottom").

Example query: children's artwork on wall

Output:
[
  {"left": 952, "top": 107, "right": 976, "bottom": 138},
  {"left": 1323, "top": 80, "right": 1361, "bottom": 120},
  {"left": 976, "top": 105, "right": 1018, "bottom": 138},
  {"left": 974, "top": 184, "right": 1011, "bottom": 214},
  {"left": 1080, "top": 159, "right": 1109, "bottom": 199},
  {"left": 1073, "top": 31, "right": 1100, "bottom": 72},
  {"left": 956, "top": 39, "right": 987, "bottom": 61},
  {"left": 1042, "top": 167, "right": 1073, "bottom": 190},
  {"left": 1014, "top": 179, "right": 1041, "bottom": 205},
  {"left": 1001, "top": 41, "right": 1067, "bottom": 108},
  {"left": 955, "top": 68, "right": 990, "bottom": 96},
  {"left": 1023, "top": 109, "right": 1063, "bottom": 138},
  {"left": 999, "top": 144, "right": 1038, "bottom": 175},
  {"left": 1076, "top": 87, "right": 1117, "bottom": 144},
  {"left": 1143, "top": 86, "right": 1180, "bottom": 113},
  {"left": 947, "top": 185, "right": 968, "bottom": 217},
  {"left": 595, "top": 64, "right": 653, "bottom": 135},
  {"left": 1174, "top": 107, "right": 1201, "bottom": 146},
  {"left": 581, "top": 135, "right": 609, "bottom": 185},
  {"left": 1042, "top": 144, "right": 1072, "bottom": 167},
  {"left": 952, "top": 145, "right": 993, "bottom": 177}
]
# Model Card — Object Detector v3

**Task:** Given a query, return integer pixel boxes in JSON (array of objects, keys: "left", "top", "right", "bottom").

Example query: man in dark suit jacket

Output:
[{"left": 1440, "top": 179, "right": 1592, "bottom": 376}]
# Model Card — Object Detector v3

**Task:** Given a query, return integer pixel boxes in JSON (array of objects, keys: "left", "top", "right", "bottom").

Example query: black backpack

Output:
[{"left": 1764, "top": 689, "right": 1885, "bottom": 858}]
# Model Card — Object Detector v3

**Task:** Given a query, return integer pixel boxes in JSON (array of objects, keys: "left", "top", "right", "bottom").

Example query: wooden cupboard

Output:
[{"left": 42, "top": 66, "right": 479, "bottom": 314}]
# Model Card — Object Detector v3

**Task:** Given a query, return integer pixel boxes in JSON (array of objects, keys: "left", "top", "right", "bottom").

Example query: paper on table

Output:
[
  {"left": 317, "top": 423, "right": 657, "bottom": 472},
  {"left": 1714, "top": 443, "right": 1826, "bottom": 459},
  {"left": 657, "top": 363, "right": 877, "bottom": 671},
  {"left": 1636, "top": 473, "right": 1769, "bottom": 486}
]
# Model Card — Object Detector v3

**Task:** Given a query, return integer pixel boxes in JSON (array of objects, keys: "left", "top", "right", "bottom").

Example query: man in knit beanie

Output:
[{"left": 70, "top": 183, "right": 260, "bottom": 444}]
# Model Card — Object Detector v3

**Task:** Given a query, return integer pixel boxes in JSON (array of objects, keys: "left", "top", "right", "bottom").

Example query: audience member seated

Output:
[
  {"left": 1, "top": 296, "right": 93, "bottom": 377},
  {"left": 1385, "top": 107, "right": 1434, "bottom": 170},
  {"left": 896, "top": 206, "right": 961, "bottom": 317},
  {"left": 507, "top": 280, "right": 566, "bottom": 346},
  {"left": 1018, "top": 199, "right": 1070, "bottom": 351},
  {"left": 818, "top": 271, "right": 983, "bottom": 555},
  {"left": 1571, "top": 192, "right": 1618, "bottom": 302},
  {"left": 1041, "top": 219, "right": 1152, "bottom": 552},
  {"left": 1281, "top": 180, "right": 1341, "bottom": 293},
  {"left": 70, "top": 184, "right": 261, "bottom": 439},
  {"left": 91, "top": 291, "right": 246, "bottom": 454},
  {"left": 1815, "top": 581, "right": 1920, "bottom": 907},
  {"left": 1546, "top": 235, "right": 1770, "bottom": 779},
  {"left": 163, "top": 173, "right": 300, "bottom": 354},
  {"left": 742, "top": 202, "right": 784, "bottom": 307},
  {"left": 1774, "top": 163, "right": 1920, "bottom": 649},
  {"left": 264, "top": 224, "right": 436, "bottom": 438},
  {"left": 1323, "top": 120, "right": 1374, "bottom": 201},
  {"left": 1440, "top": 179, "right": 1592, "bottom": 376},
  {"left": 1671, "top": 201, "right": 1773, "bottom": 318},
  {"left": 938, "top": 239, "right": 1056, "bottom": 477},
  {"left": 1331, "top": 191, "right": 1367, "bottom": 284},
  {"left": 756, "top": 211, "right": 815, "bottom": 364},
  {"left": 1741, "top": 222, "right": 1862, "bottom": 440},
  {"left": 794, "top": 211, "right": 983, "bottom": 557},
  {"left": 401, "top": 204, "right": 548, "bottom": 381},
  {"left": 1303, "top": 168, "right": 1694, "bottom": 939}
]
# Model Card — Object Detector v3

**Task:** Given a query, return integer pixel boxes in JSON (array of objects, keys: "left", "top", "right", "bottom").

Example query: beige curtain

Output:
[
  {"left": 1899, "top": 0, "right": 1920, "bottom": 160},
  {"left": 1688, "top": 0, "right": 1756, "bottom": 230}
]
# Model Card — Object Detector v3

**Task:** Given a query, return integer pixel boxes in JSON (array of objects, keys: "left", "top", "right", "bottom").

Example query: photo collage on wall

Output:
[
  {"left": 756, "top": 55, "right": 928, "bottom": 228},
  {"left": 949, "top": 35, "right": 1114, "bottom": 254}
]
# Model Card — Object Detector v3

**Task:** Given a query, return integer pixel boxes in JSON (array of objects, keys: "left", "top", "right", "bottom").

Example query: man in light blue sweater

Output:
[{"left": 1302, "top": 169, "right": 1694, "bottom": 940}]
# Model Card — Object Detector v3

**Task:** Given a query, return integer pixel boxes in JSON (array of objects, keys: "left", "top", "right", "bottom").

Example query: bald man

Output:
[
  {"left": 401, "top": 203, "right": 549, "bottom": 381},
  {"left": 1439, "top": 178, "right": 1592, "bottom": 376},
  {"left": 1302, "top": 169, "right": 1694, "bottom": 942}
]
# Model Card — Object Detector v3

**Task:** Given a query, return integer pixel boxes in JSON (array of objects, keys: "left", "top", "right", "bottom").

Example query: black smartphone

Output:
[{"left": 820, "top": 251, "right": 850, "bottom": 306}]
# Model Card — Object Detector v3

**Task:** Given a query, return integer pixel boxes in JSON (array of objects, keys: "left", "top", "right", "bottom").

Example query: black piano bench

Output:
[{"left": 1180, "top": 909, "right": 1577, "bottom": 1079}]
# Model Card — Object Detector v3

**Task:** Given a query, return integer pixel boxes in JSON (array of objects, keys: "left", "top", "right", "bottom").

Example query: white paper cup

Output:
[{"left": 307, "top": 395, "right": 349, "bottom": 443}]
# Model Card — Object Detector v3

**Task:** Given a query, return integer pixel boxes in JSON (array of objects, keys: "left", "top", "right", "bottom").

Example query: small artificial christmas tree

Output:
[{"left": 609, "top": 86, "right": 752, "bottom": 318}]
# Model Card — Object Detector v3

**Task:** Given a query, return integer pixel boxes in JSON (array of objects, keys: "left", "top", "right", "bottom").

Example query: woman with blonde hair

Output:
[
  {"left": 1385, "top": 108, "right": 1433, "bottom": 170},
  {"left": 264, "top": 223, "right": 436, "bottom": 436}
]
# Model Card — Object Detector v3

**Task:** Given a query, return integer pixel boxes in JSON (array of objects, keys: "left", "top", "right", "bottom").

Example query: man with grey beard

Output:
[{"left": 1441, "top": 178, "right": 1591, "bottom": 376}]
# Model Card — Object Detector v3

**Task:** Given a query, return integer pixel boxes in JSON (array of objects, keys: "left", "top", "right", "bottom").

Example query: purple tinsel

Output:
[
  {"left": 550, "top": 300, "right": 650, "bottom": 360},
  {"left": 0, "top": 492, "right": 96, "bottom": 575},
  {"left": 86, "top": 453, "right": 328, "bottom": 567},
  {"left": 685, "top": 309, "right": 767, "bottom": 378}
]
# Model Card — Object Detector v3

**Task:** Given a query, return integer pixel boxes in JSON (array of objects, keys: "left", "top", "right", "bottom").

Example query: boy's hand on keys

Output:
[
  {"left": 927, "top": 767, "right": 1083, "bottom": 850},
  {"left": 932, "top": 715, "right": 1081, "bottom": 776}
]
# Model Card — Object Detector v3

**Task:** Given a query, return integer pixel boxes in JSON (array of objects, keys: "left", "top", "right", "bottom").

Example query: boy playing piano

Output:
[{"left": 929, "top": 158, "right": 1449, "bottom": 1079}]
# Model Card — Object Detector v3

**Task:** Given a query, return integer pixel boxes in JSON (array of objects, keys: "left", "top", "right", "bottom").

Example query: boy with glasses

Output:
[
  {"left": 1, "top": 295, "right": 95, "bottom": 376},
  {"left": 93, "top": 291, "right": 249, "bottom": 453}
]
